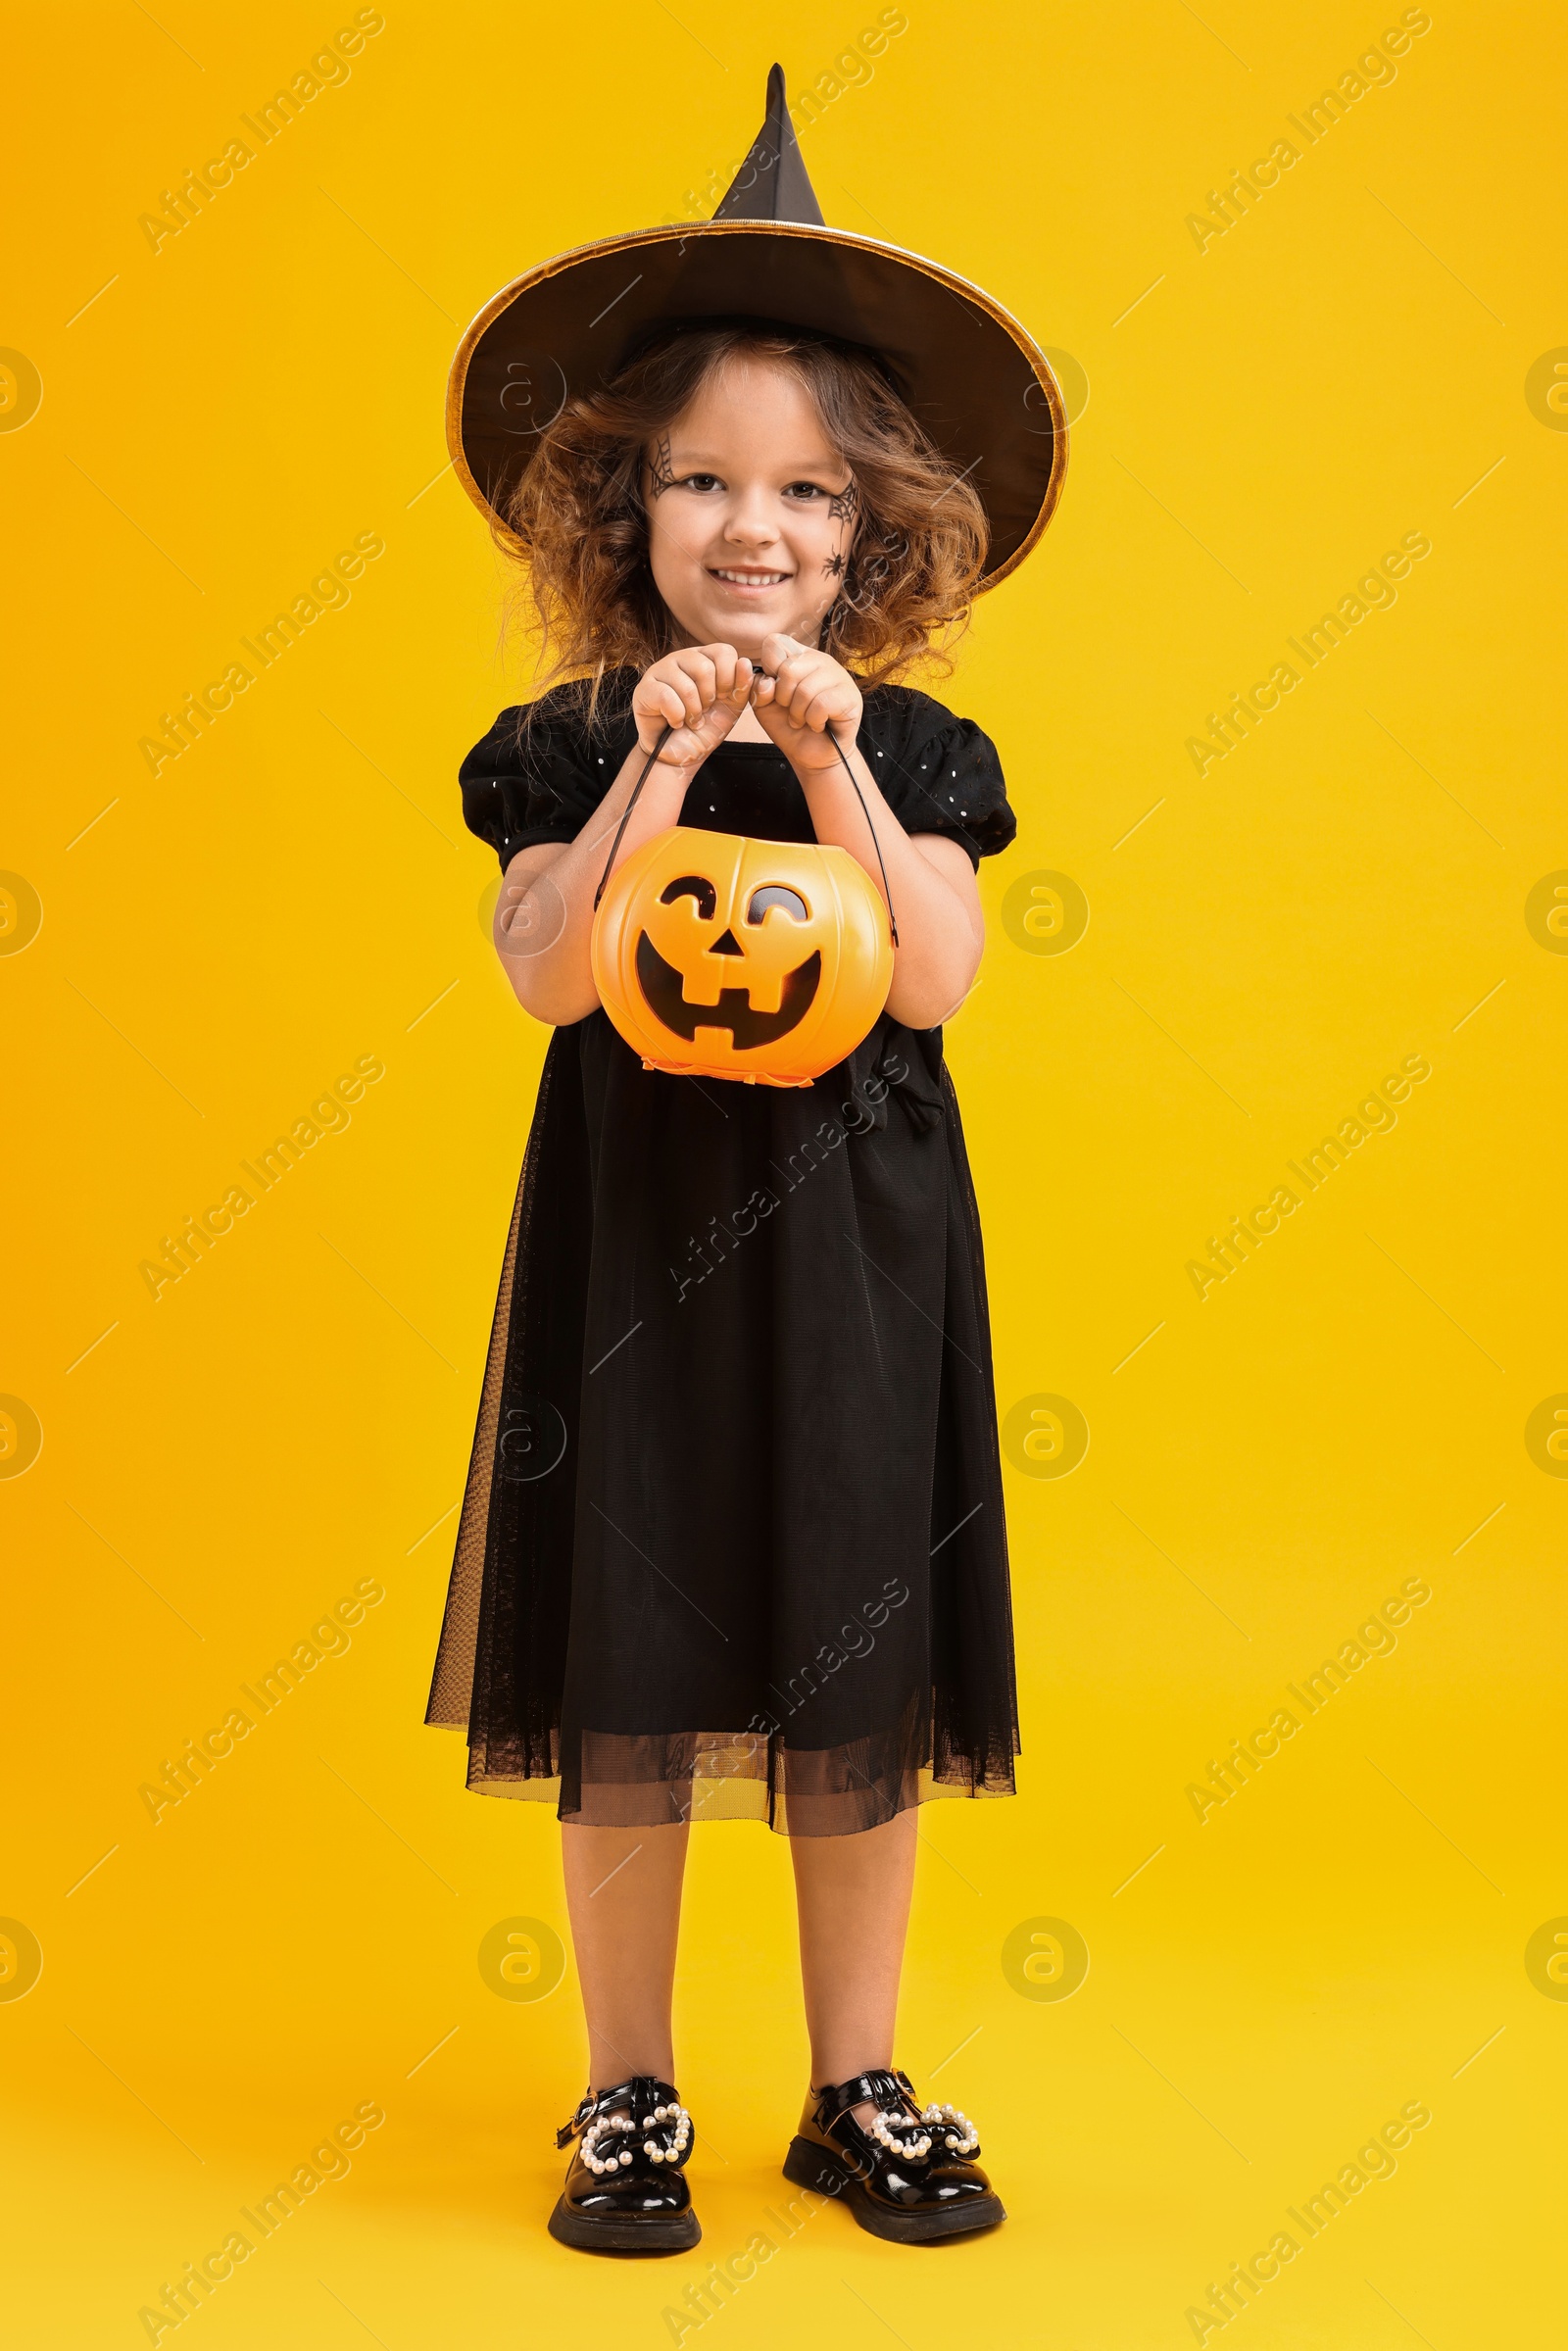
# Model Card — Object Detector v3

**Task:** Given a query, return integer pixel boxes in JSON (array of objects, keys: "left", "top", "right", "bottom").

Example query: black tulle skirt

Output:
[{"left": 424, "top": 1007, "right": 1020, "bottom": 1837}]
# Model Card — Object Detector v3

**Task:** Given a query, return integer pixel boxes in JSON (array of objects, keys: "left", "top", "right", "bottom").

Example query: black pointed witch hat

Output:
[{"left": 447, "top": 65, "right": 1067, "bottom": 587}]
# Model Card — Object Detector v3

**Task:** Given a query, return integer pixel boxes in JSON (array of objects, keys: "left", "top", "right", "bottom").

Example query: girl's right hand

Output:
[{"left": 634, "top": 644, "right": 756, "bottom": 766}]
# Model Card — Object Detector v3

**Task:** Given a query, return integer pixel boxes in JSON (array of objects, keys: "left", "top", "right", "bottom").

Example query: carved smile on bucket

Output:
[{"left": 635, "top": 873, "right": 821, "bottom": 1049}]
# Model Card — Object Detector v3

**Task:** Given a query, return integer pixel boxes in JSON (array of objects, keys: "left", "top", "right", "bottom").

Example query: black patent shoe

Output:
[
  {"left": 547, "top": 2076, "right": 701, "bottom": 2254},
  {"left": 783, "top": 2066, "right": 1004, "bottom": 2243}
]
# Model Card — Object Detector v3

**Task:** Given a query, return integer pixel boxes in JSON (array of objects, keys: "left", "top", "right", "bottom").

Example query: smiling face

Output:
[{"left": 642, "top": 355, "right": 858, "bottom": 657}]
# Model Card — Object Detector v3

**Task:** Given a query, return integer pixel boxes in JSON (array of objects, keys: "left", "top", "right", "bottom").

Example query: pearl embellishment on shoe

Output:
[
  {"left": 578, "top": 2096, "right": 691, "bottom": 2174},
  {"left": 919, "top": 2099, "right": 979, "bottom": 2154},
  {"left": 868, "top": 2108, "right": 932, "bottom": 2162}
]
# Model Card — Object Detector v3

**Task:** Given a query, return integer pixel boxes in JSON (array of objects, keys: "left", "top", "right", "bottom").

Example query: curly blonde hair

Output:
[{"left": 501, "top": 320, "right": 988, "bottom": 719}]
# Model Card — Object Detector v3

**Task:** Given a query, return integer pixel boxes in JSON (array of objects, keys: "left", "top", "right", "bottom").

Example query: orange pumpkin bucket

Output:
[{"left": 591, "top": 825, "right": 894, "bottom": 1087}]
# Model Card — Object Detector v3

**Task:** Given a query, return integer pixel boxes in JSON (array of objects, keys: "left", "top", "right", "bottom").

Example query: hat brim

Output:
[{"left": 446, "top": 220, "right": 1067, "bottom": 589}]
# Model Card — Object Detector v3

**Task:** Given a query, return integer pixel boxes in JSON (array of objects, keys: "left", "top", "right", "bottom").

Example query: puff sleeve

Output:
[
  {"left": 459, "top": 695, "right": 631, "bottom": 872},
  {"left": 860, "top": 688, "right": 1017, "bottom": 869}
]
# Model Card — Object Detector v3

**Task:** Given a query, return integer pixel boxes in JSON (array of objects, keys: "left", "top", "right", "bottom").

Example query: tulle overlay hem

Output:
[{"left": 427, "top": 1692, "right": 1019, "bottom": 1836}]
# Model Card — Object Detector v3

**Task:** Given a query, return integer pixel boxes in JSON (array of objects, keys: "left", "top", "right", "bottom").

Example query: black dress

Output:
[{"left": 425, "top": 671, "right": 1021, "bottom": 1837}]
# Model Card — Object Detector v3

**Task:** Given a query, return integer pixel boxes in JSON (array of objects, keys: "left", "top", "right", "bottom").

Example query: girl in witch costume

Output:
[{"left": 426, "top": 68, "right": 1067, "bottom": 2252}]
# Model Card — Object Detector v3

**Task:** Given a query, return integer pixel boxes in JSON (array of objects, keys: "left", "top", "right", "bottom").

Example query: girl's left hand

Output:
[{"left": 750, "top": 633, "right": 863, "bottom": 774}]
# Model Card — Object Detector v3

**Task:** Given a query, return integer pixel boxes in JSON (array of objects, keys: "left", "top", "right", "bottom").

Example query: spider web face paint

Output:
[
  {"left": 828, "top": 480, "right": 860, "bottom": 525},
  {"left": 836, "top": 523, "right": 908, "bottom": 613},
  {"left": 647, "top": 433, "right": 677, "bottom": 498}
]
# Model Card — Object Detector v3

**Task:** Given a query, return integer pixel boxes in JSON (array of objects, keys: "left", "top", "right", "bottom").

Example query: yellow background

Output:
[{"left": 4, "top": 2, "right": 1564, "bottom": 2342}]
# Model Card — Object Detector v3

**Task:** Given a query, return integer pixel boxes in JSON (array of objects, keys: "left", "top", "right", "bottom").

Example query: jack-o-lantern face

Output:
[{"left": 590, "top": 826, "right": 894, "bottom": 1086}]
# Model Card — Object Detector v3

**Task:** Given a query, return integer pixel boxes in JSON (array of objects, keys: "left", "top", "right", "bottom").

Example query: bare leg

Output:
[
  {"left": 790, "top": 1806, "right": 918, "bottom": 2123},
  {"left": 562, "top": 1820, "right": 689, "bottom": 2091}
]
